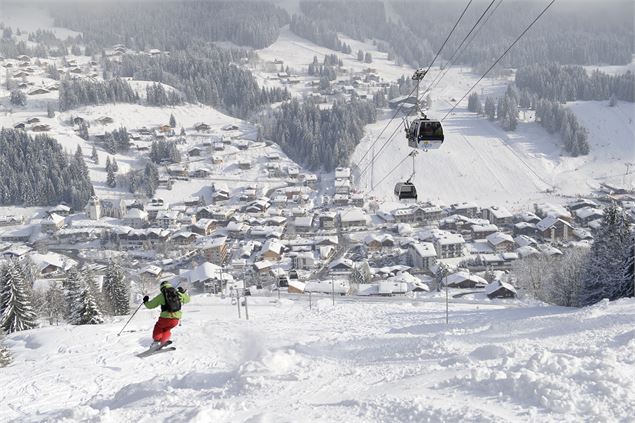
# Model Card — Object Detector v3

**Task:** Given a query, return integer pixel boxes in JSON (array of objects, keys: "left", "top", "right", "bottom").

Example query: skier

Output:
[{"left": 143, "top": 281, "right": 190, "bottom": 349}]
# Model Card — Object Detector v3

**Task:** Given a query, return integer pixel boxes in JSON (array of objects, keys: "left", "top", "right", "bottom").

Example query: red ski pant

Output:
[{"left": 152, "top": 317, "right": 180, "bottom": 344}]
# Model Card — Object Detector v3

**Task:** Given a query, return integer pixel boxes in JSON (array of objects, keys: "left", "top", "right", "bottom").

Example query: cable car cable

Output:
[
  {"left": 440, "top": 0, "right": 556, "bottom": 122},
  {"left": 353, "top": 0, "right": 474, "bottom": 176},
  {"left": 425, "top": 0, "right": 501, "bottom": 93}
]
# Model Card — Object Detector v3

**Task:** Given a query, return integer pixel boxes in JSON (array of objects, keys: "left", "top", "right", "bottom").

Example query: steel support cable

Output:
[
  {"left": 425, "top": 0, "right": 501, "bottom": 93},
  {"left": 441, "top": 0, "right": 556, "bottom": 122},
  {"left": 353, "top": 0, "right": 474, "bottom": 176}
]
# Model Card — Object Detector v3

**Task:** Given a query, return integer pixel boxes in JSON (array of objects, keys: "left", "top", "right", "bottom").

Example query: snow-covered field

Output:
[
  {"left": 352, "top": 67, "right": 635, "bottom": 209},
  {"left": 2, "top": 294, "right": 634, "bottom": 422}
]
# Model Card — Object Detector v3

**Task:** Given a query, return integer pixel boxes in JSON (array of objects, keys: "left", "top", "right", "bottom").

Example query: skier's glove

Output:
[
  {"left": 177, "top": 287, "right": 186, "bottom": 293},
  {"left": 143, "top": 295, "right": 149, "bottom": 303}
]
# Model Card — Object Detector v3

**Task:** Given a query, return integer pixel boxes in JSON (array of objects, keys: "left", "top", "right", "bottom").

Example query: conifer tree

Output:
[
  {"left": 169, "top": 114, "right": 176, "bottom": 128},
  {"left": 107, "top": 166, "right": 116, "bottom": 188},
  {"left": 74, "top": 286, "right": 104, "bottom": 325},
  {"left": 91, "top": 145, "right": 99, "bottom": 164},
  {"left": 47, "top": 102, "right": 55, "bottom": 118},
  {"left": 0, "top": 333, "right": 10, "bottom": 367},
  {"left": 103, "top": 262, "right": 129, "bottom": 316},
  {"left": 111, "top": 158, "right": 119, "bottom": 172},
  {"left": 484, "top": 97, "right": 496, "bottom": 120},
  {"left": 0, "top": 261, "right": 38, "bottom": 334},
  {"left": 579, "top": 205, "right": 633, "bottom": 306},
  {"left": 64, "top": 268, "right": 84, "bottom": 322}
]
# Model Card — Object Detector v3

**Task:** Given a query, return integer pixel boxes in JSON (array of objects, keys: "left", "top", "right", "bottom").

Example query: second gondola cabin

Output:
[
  {"left": 407, "top": 118, "right": 444, "bottom": 150},
  {"left": 394, "top": 182, "right": 418, "bottom": 201}
]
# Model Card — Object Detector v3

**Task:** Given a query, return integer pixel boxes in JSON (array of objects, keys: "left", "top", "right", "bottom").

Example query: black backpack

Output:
[{"left": 161, "top": 286, "right": 182, "bottom": 312}]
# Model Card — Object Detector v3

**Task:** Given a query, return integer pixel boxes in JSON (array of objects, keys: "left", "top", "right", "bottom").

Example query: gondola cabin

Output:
[
  {"left": 407, "top": 118, "right": 444, "bottom": 150},
  {"left": 394, "top": 182, "right": 418, "bottom": 201}
]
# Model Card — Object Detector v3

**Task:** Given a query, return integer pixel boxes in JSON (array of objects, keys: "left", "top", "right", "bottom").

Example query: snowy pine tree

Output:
[
  {"left": 91, "top": 145, "right": 99, "bottom": 164},
  {"left": 64, "top": 268, "right": 84, "bottom": 323},
  {"left": 169, "top": 114, "right": 176, "bottom": 128},
  {"left": 0, "top": 261, "right": 38, "bottom": 334},
  {"left": 484, "top": 97, "right": 496, "bottom": 120},
  {"left": 103, "top": 262, "right": 129, "bottom": 316},
  {"left": 579, "top": 205, "right": 633, "bottom": 306},
  {"left": 74, "top": 286, "right": 104, "bottom": 325}
]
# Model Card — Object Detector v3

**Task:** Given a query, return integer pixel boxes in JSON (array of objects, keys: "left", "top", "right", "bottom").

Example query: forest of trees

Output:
[
  {"left": 294, "top": 1, "right": 434, "bottom": 68},
  {"left": 468, "top": 83, "right": 590, "bottom": 156},
  {"left": 262, "top": 98, "right": 377, "bottom": 171},
  {"left": 104, "top": 46, "right": 289, "bottom": 118},
  {"left": 515, "top": 64, "right": 635, "bottom": 103},
  {"left": 50, "top": 1, "right": 289, "bottom": 51},
  {"left": 394, "top": 1, "right": 634, "bottom": 68},
  {"left": 0, "top": 130, "right": 94, "bottom": 209},
  {"left": 58, "top": 78, "right": 140, "bottom": 112}
]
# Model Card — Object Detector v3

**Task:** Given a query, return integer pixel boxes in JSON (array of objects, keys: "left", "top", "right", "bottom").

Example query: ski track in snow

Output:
[{"left": 2, "top": 295, "right": 634, "bottom": 423}]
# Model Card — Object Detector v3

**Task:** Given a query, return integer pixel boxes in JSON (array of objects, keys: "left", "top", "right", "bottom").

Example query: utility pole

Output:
[
  {"left": 445, "top": 268, "right": 449, "bottom": 324},
  {"left": 331, "top": 274, "right": 335, "bottom": 306},
  {"left": 236, "top": 287, "right": 241, "bottom": 319}
]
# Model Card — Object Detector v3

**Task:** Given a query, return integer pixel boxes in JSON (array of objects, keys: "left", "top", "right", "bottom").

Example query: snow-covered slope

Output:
[
  {"left": 352, "top": 67, "right": 635, "bottom": 208},
  {"left": 3, "top": 294, "right": 634, "bottom": 422}
]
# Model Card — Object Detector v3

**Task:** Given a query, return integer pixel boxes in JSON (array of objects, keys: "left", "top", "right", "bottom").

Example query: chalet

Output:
[
  {"left": 244, "top": 199, "right": 270, "bottom": 213},
  {"left": 31, "top": 252, "right": 77, "bottom": 276},
  {"left": 334, "top": 167, "right": 351, "bottom": 181},
  {"left": 46, "top": 205, "right": 67, "bottom": 223},
  {"left": 55, "top": 227, "right": 99, "bottom": 244},
  {"left": 119, "top": 228, "right": 170, "bottom": 249},
  {"left": 450, "top": 202, "right": 479, "bottom": 218},
  {"left": 471, "top": 224, "right": 499, "bottom": 239},
  {"left": 236, "top": 140, "right": 249, "bottom": 150},
  {"left": 333, "top": 194, "right": 350, "bottom": 206},
  {"left": 485, "top": 280, "right": 517, "bottom": 299},
  {"left": 123, "top": 208, "right": 148, "bottom": 229},
  {"left": 238, "top": 160, "right": 252, "bottom": 170},
  {"left": 408, "top": 242, "right": 437, "bottom": 271},
  {"left": 13, "top": 71, "right": 30, "bottom": 78},
  {"left": 294, "top": 215, "right": 314, "bottom": 233},
  {"left": 155, "top": 210, "right": 181, "bottom": 228},
  {"left": 14, "top": 122, "right": 26, "bottom": 130},
  {"left": 388, "top": 94, "right": 417, "bottom": 113},
  {"left": 200, "top": 236, "right": 229, "bottom": 265},
  {"left": 0, "top": 215, "right": 25, "bottom": 227},
  {"left": 318, "top": 212, "right": 337, "bottom": 229},
  {"left": 212, "top": 190, "right": 230, "bottom": 203},
  {"left": 575, "top": 207, "right": 604, "bottom": 225},
  {"left": 513, "top": 221, "right": 537, "bottom": 236},
  {"left": 287, "top": 166, "right": 300, "bottom": 179},
  {"left": 179, "top": 262, "right": 230, "bottom": 292},
  {"left": 260, "top": 239, "right": 284, "bottom": 261},
  {"left": 191, "top": 219, "right": 217, "bottom": 236},
  {"left": 328, "top": 258, "right": 354, "bottom": 273},
  {"left": 227, "top": 221, "right": 248, "bottom": 238},
  {"left": 572, "top": 228, "right": 594, "bottom": 241},
  {"left": 334, "top": 179, "right": 351, "bottom": 195},
  {"left": 482, "top": 206, "right": 513, "bottom": 226},
  {"left": 514, "top": 235, "right": 538, "bottom": 248},
  {"left": 253, "top": 260, "right": 274, "bottom": 278},
  {"left": 167, "top": 165, "right": 188, "bottom": 178},
  {"left": 222, "top": 124, "right": 239, "bottom": 131},
  {"left": 2, "top": 245, "right": 32, "bottom": 260},
  {"left": 537, "top": 244, "right": 563, "bottom": 256},
  {"left": 414, "top": 206, "right": 445, "bottom": 223},
  {"left": 41, "top": 213, "right": 65, "bottom": 233},
  {"left": 536, "top": 215, "right": 573, "bottom": 242},
  {"left": 191, "top": 167, "right": 213, "bottom": 178},
  {"left": 140, "top": 265, "right": 163, "bottom": 284},
  {"left": 443, "top": 271, "right": 487, "bottom": 289},
  {"left": 567, "top": 198, "right": 599, "bottom": 212},
  {"left": 486, "top": 232, "right": 515, "bottom": 253},
  {"left": 170, "top": 231, "right": 199, "bottom": 246},
  {"left": 213, "top": 142, "right": 224, "bottom": 151},
  {"left": 513, "top": 211, "right": 541, "bottom": 224},
  {"left": 433, "top": 232, "right": 465, "bottom": 258},
  {"left": 292, "top": 252, "right": 315, "bottom": 270},
  {"left": 194, "top": 123, "right": 211, "bottom": 132},
  {"left": 240, "top": 187, "right": 258, "bottom": 202},
  {"left": 534, "top": 203, "right": 572, "bottom": 221},
  {"left": 339, "top": 208, "right": 367, "bottom": 229},
  {"left": 188, "top": 147, "right": 203, "bottom": 157}
]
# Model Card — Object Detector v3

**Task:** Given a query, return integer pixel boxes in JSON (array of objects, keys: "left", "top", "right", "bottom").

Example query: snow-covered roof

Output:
[
  {"left": 435, "top": 232, "right": 465, "bottom": 246},
  {"left": 125, "top": 208, "right": 148, "bottom": 220},
  {"left": 514, "top": 235, "right": 537, "bottom": 247},
  {"left": 484, "top": 280, "right": 517, "bottom": 296},
  {"left": 575, "top": 207, "right": 604, "bottom": 220},
  {"left": 294, "top": 216, "right": 313, "bottom": 227},
  {"left": 485, "top": 206, "right": 512, "bottom": 219},
  {"left": 472, "top": 224, "right": 499, "bottom": 233},
  {"left": 410, "top": 242, "right": 437, "bottom": 258},
  {"left": 329, "top": 257, "right": 354, "bottom": 269},
  {"left": 339, "top": 208, "right": 367, "bottom": 223},
  {"left": 140, "top": 265, "right": 162, "bottom": 276},
  {"left": 443, "top": 271, "right": 487, "bottom": 287},
  {"left": 486, "top": 232, "right": 514, "bottom": 246},
  {"left": 516, "top": 245, "right": 540, "bottom": 258}
]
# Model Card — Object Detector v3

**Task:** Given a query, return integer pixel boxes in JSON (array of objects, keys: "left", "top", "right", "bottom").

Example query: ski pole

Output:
[{"left": 117, "top": 302, "right": 144, "bottom": 336}]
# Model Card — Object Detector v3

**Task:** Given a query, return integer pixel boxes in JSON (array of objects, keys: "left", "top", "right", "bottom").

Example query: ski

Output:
[{"left": 136, "top": 341, "right": 174, "bottom": 358}]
